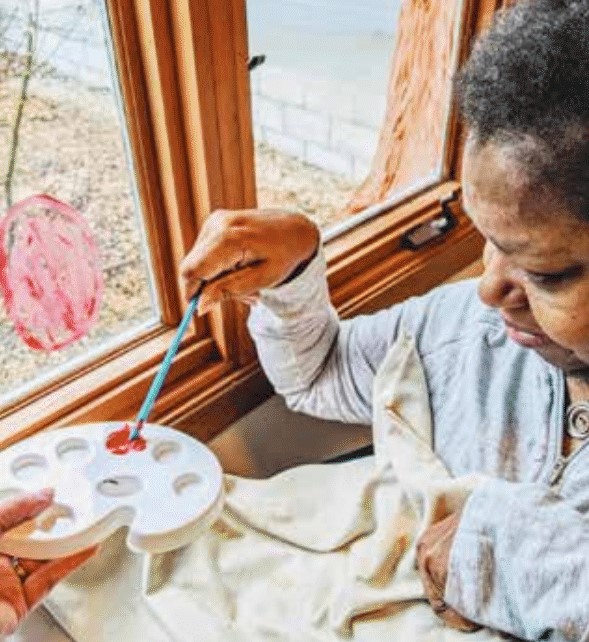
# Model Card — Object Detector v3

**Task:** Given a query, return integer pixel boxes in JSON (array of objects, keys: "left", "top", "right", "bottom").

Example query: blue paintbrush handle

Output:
[{"left": 129, "top": 293, "right": 200, "bottom": 439}]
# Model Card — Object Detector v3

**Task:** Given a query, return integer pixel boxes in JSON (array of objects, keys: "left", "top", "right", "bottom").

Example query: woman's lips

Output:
[{"left": 502, "top": 318, "right": 551, "bottom": 348}]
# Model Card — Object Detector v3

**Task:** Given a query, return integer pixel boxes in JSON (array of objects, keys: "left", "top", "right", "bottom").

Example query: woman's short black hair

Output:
[{"left": 456, "top": 0, "right": 589, "bottom": 220}]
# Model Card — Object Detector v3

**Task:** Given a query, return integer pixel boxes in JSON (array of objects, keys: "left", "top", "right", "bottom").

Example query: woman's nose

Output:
[{"left": 478, "top": 242, "right": 528, "bottom": 310}]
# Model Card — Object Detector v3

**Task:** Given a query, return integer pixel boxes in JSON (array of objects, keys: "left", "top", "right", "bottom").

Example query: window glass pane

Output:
[
  {"left": 248, "top": 0, "right": 462, "bottom": 232},
  {"left": 0, "top": 0, "right": 158, "bottom": 407}
]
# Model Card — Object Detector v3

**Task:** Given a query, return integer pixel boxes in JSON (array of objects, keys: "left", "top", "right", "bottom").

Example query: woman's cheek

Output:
[
  {"left": 531, "top": 294, "right": 589, "bottom": 353},
  {"left": 564, "top": 313, "right": 589, "bottom": 361}
]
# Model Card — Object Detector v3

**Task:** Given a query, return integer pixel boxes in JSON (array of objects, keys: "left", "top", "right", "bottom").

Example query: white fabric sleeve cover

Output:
[{"left": 246, "top": 245, "right": 407, "bottom": 426}]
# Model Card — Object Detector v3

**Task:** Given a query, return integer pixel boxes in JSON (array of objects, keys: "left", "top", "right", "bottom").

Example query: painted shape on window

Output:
[{"left": 0, "top": 194, "right": 103, "bottom": 351}]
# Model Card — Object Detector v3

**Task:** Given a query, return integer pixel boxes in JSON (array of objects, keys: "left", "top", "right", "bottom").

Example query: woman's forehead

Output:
[
  {"left": 462, "top": 140, "right": 589, "bottom": 259},
  {"left": 463, "top": 139, "right": 534, "bottom": 202}
]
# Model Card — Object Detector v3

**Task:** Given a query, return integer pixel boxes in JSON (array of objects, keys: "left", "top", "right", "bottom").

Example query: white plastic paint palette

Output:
[{"left": 0, "top": 422, "right": 224, "bottom": 559}]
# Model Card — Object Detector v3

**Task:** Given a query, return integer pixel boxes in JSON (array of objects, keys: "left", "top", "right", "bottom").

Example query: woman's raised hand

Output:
[
  {"left": 0, "top": 489, "right": 97, "bottom": 635},
  {"left": 180, "top": 209, "right": 320, "bottom": 316}
]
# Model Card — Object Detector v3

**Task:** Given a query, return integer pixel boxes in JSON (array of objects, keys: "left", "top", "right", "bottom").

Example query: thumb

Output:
[{"left": 0, "top": 489, "right": 54, "bottom": 534}]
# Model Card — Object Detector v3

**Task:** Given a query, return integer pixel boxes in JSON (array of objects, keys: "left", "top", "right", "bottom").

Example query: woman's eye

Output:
[{"left": 526, "top": 267, "right": 580, "bottom": 286}]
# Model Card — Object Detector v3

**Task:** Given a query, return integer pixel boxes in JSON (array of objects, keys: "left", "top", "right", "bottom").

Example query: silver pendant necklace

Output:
[{"left": 566, "top": 401, "right": 589, "bottom": 440}]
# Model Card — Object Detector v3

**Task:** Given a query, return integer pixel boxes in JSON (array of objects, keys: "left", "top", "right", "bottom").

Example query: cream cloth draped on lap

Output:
[{"left": 45, "top": 333, "right": 501, "bottom": 642}]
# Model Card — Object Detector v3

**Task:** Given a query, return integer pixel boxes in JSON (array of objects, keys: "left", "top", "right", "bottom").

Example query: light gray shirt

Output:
[{"left": 246, "top": 247, "right": 589, "bottom": 642}]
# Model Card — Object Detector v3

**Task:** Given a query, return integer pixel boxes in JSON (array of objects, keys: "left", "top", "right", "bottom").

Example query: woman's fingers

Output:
[
  {"left": 181, "top": 213, "right": 256, "bottom": 293},
  {"left": 197, "top": 264, "right": 278, "bottom": 315},
  {"left": 185, "top": 244, "right": 263, "bottom": 301},
  {"left": 181, "top": 209, "right": 320, "bottom": 303},
  {"left": 439, "top": 605, "right": 482, "bottom": 632},
  {"left": 18, "top": 558, "right": 45, "bottom": 575},
  {"left": 0, "top": 556, "right": 28, "bottom": 622},
  {"left": 417, "top": 548, "right": 481, "bottom": 632},
  {"left": 0, "top": 492, "right": 96, "bottom": 632},
  {"left": 0, "top": 599, "right": 19, "bottom": 636},
  {"left": 0, "top": 489, "right": 54, "bottom": 533},
  {"left": 416, "top": 549, "right": 445, "bottom": 601},
  {"left": 23, "top": 546, "right": 98, "bottom": 608}
]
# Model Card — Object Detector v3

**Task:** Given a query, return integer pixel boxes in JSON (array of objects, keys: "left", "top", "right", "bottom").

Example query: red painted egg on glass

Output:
[{"left": 0, "top": 194, "right": 103, "bottom": 351}]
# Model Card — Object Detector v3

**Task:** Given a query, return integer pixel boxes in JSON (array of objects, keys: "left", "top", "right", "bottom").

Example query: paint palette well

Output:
[{"left": 0, "top": 423, "right": 224, "bottom": 559}]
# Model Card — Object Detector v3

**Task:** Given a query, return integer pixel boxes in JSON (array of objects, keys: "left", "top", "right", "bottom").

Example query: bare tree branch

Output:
[{"left": 4, "top": 0, "right": 38, "bottom": 209}]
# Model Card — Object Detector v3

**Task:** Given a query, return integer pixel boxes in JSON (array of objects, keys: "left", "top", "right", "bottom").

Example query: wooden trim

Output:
[
  {"left": 165, "top": 362, "right": 273, "bottom": 442},
  {"left": 335, "top": 226, "right": 484, "bottom": 317},
  {"left": 326, "top": 182, "right": 484, "bottom": 316},
  {"left": 107, "top": 0, "right": 180, "bottom": 325},
  {"left": 448, "top": 0, "right": 505, "bottom": 180},
  {"left": 131, "top": 0, "right": 204, "bottom": 313},
  {"left": 327, "top": 183, "right": 459, "bottom": 272},
  {"left": 169, "top": 0, "right": 257, "bottom": 366},
  {"left": 445, "top": 259, "right": 484, "bottom": 283}
]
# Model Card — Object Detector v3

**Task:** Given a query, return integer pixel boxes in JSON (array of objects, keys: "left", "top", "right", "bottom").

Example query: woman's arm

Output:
[
  {"left": 180, "top": 208, "right": 462, "bottom": 428},
  {"left": 442, "top": 479, "right": 589, "bottom": 641}
]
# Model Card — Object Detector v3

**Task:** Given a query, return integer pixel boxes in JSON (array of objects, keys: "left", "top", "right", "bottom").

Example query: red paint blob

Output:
[{"left": 106, "top": 423, "right": 147, "bottom": 455}]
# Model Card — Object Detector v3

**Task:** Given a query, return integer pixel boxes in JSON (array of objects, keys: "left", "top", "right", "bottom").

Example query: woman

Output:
[
  {"left": 0, "top": 489, "right": 96, "bottom": 635},
  {"left": 181, "top": 1, "right": 589, "bottom": 639}
]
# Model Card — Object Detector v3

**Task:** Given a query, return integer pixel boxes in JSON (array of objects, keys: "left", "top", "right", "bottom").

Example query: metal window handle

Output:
[
  {"left": 248, "top": 54, "right": 266, "bottom": 72},
  {"left": 399, "top": 192, "right": 458, "bottom": 251}
]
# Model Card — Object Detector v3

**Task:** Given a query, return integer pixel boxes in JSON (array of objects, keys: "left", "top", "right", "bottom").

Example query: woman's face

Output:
[{"left": 462, "top": 138, "right": 589, "bottom": 374}]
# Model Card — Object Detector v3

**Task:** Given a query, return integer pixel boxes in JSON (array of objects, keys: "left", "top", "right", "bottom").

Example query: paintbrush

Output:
[
  {"left": 128, "top": 290, "right": 201, "bottom": 440},
  {"left": 128, "top": 261, "right": 258, "bottom": 441}
]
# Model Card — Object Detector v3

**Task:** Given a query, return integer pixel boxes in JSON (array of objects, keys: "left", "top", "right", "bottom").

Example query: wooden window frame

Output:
[{"left": 0, "top": 0, "right": 506, "bottom": 449}]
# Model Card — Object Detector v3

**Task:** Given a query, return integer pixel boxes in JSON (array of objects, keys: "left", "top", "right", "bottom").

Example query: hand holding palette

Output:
[{"left": 0, "top": 422, "right": 224, "bottom": 559}]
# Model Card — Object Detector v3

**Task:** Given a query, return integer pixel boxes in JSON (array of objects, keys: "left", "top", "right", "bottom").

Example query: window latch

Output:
[
  {"left": 248, "top": 55, "right": 266, "bottom": 72},
  {"left": 399, "top": 190, "right": 459, "bottom": 251}
]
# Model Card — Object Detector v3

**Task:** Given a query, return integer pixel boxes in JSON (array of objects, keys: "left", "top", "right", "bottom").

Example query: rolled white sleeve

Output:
[{"left": 247, "top": 245, "right": 408, "bottom": 425}]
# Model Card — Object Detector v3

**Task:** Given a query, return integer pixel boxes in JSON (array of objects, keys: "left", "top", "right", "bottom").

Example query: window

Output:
[
  {"left": 0, "top": 0, "right": 158, "bottom": 407},
  {"left": 249, "top": 0, "right": 400, "bottom": 230},
  {"left": 249, "top": 0, "right": 475, "bottom": 243},
  {"left": 1, "top": 0, "right": 503, "bottom": 448}
]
